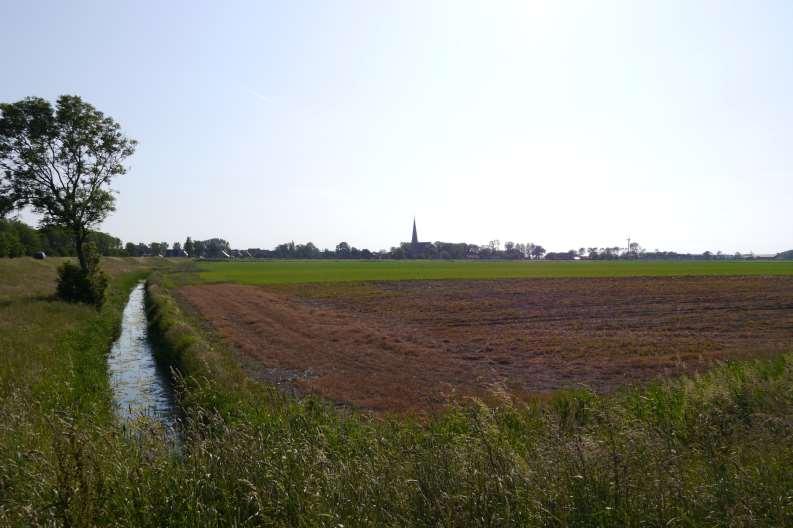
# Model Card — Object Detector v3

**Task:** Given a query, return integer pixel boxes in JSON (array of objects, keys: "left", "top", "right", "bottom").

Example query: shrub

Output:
[{"left": 56, "top": 243, "right": 108, "bottom": 305}]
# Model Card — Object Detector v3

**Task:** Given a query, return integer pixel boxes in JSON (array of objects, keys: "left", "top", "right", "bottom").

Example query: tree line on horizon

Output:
[
  {"left": 0, "top": 218, "right": 125, "bottom": 258},
  {"left": 0, "top": 217, "right": 787, "bottom": 261},
  {"left": 243, "top": 240, "right": 782, "bottom": 261}
]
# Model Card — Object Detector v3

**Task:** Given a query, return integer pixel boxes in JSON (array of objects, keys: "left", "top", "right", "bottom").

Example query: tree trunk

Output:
[{"left": 74, "top": 228, "right": 88, "bottom": 273}]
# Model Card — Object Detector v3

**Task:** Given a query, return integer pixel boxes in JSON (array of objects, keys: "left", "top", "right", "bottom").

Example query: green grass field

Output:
[{"left": 197, "top": 258, "right": 793, "bottom": 284}]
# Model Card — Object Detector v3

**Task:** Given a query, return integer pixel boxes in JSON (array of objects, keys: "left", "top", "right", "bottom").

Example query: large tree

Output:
[
  {"left": 183, "top": 236, "right": 194, "bottom": 256},
  {"left": 0, "top": 95, "right": 136, "bottom": 272},
  {"left": 530, "top": 244, "right": 546, "bottom": 260}
]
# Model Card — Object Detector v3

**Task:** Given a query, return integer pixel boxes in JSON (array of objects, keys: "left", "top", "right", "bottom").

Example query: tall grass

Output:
[{"left": 1, "top": 264, "right": 792, "bottom": 526}]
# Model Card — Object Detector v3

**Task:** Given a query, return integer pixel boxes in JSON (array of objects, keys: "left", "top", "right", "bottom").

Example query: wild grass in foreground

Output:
[
  {"left": 1, "top": 262, "right": 792, "bottom": 526},
  {"left": 196, "top": 259, "right": 793, "bottom": 285}
]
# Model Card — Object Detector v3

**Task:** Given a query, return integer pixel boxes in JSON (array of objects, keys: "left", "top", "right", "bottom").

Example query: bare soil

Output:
[{"left": 177, "top": 277, "right": 793, "bottom": 413}]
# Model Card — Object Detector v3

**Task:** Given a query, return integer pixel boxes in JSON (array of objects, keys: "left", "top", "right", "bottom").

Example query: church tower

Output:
[{"left": 411, "top": 217, "right": 418, "bottom": 245}]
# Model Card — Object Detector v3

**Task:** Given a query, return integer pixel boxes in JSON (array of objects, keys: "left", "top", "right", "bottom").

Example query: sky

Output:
[{"left": 1, "top": 0, "right": 792, "bottom": 254}]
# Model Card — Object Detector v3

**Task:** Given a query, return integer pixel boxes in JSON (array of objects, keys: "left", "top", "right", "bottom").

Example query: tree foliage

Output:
[
  {"left": 0, "top": 219, "right": 39, "bottom": 257},
  {"left": 0, "top": 95, "right": 136, "bottom": 272}
]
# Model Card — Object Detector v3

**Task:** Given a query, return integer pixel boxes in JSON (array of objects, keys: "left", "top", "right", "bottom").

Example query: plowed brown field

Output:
[{"left": 178, "top": 277, "right": 793, "bottom": 413}]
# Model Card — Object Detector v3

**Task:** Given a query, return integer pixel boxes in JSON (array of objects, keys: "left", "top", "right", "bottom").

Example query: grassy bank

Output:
[
  {"left": 2, "top": 261, "right": 792, "bottom": 526},
  {"left": 0, "top": 257, "right": 158, "bottom": 410},
  {"left": 0, "top": 258, "right": 158, "bottom": 525},
  {"left": 196, "top": 259, "right": 793, "bottom": 284}
]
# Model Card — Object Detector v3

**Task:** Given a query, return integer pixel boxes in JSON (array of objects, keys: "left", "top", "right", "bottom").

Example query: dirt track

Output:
[{"left": 178, "top": 277, "right": 793, "bottom": 413}]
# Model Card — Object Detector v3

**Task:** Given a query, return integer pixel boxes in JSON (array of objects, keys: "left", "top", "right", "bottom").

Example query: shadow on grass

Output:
[{"left": 0, "top": 293, "right": 62, "bottom": 307}]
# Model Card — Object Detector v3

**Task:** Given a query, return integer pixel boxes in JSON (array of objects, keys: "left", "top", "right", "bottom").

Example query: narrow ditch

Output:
[{"left": 108, "top": 280, "right": 178, "bottom": 439}]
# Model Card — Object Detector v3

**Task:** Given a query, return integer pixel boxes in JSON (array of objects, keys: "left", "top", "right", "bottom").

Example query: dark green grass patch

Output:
[{"left": 196, "top": 259, "right": 793, "bottom": 285}]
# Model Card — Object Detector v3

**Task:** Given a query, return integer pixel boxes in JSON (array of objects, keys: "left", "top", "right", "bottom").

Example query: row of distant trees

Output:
[
  {"left": 0, "top": 224, "right": 548, "bottom": 260},
  {"left": 123, "top": 237, "right": 231, "bottom": 258},
  {"left": 237, "top": 240, "right": 547, "bottom": 260},
  {"left": 0, "top": 219, "right": 784, "bottom": 261},
  {"left": 583, "top": 245, "right": 766, "bottom": 261},
  {"left": 0, "top": 219, "right": 236, "bottom": 260},
  {"left": 240, "top": 240, "right": 779, "bottom": 261},
  {"left": 0, "top": 219, "right": 123, "bottom": 258}
]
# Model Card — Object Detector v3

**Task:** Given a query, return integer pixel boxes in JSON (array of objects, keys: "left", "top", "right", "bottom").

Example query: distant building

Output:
[
  {"left": 407, "top": 217, "right": 434, "bottom": 258},
  {"left": 736, "top": 253, "right": 776, "bottom": 260}
]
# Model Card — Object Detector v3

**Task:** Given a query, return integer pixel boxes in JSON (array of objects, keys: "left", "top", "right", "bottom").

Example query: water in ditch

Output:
[{"left": 107, "top": 281, "right": 178, "bottom": 439}]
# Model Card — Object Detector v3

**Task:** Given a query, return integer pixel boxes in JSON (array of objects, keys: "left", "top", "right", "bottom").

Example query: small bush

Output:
[
  {"left": 56, "top": 262, "right": 108, "bottom": 305},
  {"left": 56, "top": 244, "right": 108, "bottom": 305}
]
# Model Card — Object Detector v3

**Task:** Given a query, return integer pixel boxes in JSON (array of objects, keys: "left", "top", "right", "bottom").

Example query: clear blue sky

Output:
[{"left": 2, "top": 1, "right": 791, "bottom": 254}]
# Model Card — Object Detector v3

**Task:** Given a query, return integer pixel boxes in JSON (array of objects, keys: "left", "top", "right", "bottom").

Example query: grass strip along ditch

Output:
[
  {"left": 2, "top": 262, "right": 792, "bottom": 526},
  {"left": 1, "top": 266, "right": 163, "bottom": 526}
]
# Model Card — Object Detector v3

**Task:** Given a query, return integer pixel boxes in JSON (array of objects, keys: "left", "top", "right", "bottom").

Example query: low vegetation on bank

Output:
[{"left": 1, "top": 259, "right": 792, "bottom": 526}]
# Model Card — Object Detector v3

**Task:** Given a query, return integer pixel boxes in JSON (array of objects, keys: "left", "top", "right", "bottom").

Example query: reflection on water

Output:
[{"left": 108, "top": 281, "right": 177, "bottom": 436}]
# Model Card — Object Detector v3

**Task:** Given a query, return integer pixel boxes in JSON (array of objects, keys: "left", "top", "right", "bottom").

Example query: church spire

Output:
[{"left": 411, "top": 217, "right": 418, "bottom": 245}]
